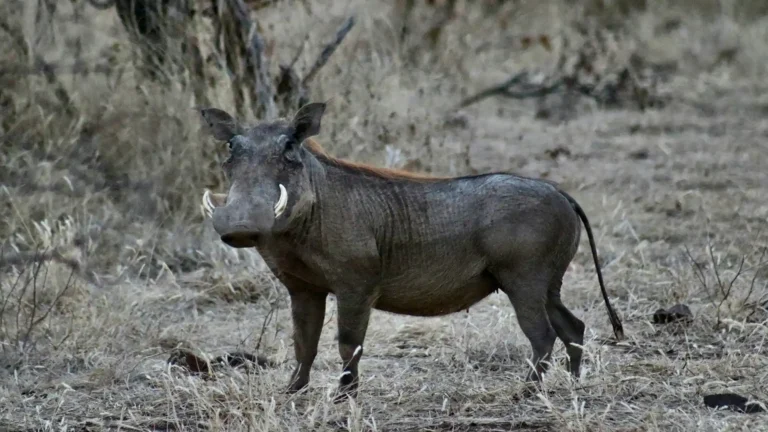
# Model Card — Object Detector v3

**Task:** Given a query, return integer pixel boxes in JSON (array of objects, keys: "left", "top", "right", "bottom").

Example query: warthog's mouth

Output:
[{"left": 220, "top": 232, "right": 260, "bottom": 248}]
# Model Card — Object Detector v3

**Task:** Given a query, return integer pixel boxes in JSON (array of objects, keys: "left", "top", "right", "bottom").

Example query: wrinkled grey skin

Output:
[{"left": 200, "top": 102, "right": 624, "bottom": 401}]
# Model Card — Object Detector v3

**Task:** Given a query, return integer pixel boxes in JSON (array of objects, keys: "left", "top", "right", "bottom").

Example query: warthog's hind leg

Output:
[
  {"left": 495, "top": 269, "right": 557, "bottom": 382},
  {"left": 545, "top": 281, "right": 586, "bottom": 378}
]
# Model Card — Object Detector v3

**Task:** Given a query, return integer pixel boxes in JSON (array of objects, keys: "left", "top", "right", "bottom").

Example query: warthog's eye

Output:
[
  {"left": 283, "top": 142, "right": 301, "bottom": 165},
  {"left": 228, "top": 135, "right": 247, "bottom": 151},
  {"left": 227, "top": 137, "right": 240, "bottom": 150},
  {"left": 278, "top": 134, "right": 302, "bottom": 165}
]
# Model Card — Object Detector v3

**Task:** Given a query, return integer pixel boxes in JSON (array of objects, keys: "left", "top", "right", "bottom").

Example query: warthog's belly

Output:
[{"left": 373, "top": 270, "right": 499, "bottom": 317}]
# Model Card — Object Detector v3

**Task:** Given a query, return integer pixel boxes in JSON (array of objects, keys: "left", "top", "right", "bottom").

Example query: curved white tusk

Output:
[
  {"left": 274, "top": 184, "right": 288, "bottom": 218},
  {"left": 202, "top": 189, "right": 215, "bottom": 218}
]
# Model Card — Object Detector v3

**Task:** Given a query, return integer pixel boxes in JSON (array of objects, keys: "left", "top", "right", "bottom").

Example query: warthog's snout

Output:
[
  {"left": 212, "top": 205, "right": 270, "bottom": 248},
  {"left": 207, "top": 185, "right": 288, "bottom": 248}
]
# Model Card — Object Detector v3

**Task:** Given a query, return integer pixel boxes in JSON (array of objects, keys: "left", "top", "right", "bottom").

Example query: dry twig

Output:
[
  {"left": 456, "top": 71, "right": 623, "bottom": 110},
  {"left": 0, "top": 248, "right": 78, "bottom": 354},
  {"left": 684, "top": 237, "right": 766, "bottom": 329},
  {"left": 274, "top": 16, "right": 355, "bottom": 114},
  {"left": 301, "top": 16, "right": 356, "bottom": 87}
]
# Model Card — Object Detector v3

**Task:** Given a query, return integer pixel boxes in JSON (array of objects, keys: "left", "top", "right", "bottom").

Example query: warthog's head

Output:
[{"left": 200, "top": 102, "right": 326, "bottom": 248}]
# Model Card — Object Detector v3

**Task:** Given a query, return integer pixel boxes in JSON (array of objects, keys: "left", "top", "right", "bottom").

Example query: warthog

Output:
[{"left": 199, "top": 102, "right": 624, "bottom": 401}]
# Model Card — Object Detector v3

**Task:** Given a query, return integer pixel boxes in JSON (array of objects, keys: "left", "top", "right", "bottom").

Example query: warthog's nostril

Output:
[
  {"left": 219, "top": 222, "right": 260, "bottom": 248},
  {"left": 220, "top": 232, "right": 260, "bottom": 248}
]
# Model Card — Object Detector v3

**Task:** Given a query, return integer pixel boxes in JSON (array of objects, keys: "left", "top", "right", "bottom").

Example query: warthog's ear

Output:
[
  {"left": 199, "top": 108, "right": 243, "bottom": 142},
  {"left": 291, "top": 102, "right": 326, "bottom": 142}
]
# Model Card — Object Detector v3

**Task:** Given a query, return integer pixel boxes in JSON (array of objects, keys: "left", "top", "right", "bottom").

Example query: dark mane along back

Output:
[
  {"left": 303, "top": 138, "right": 450, "bottom": 182},
  {"left": 302, "top": 138, "right": 563, "bottom": 188}
]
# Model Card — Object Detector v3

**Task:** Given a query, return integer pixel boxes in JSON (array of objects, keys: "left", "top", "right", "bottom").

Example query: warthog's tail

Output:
[{"left": 560, "top": 190, "right": 625, "bottom": 341}]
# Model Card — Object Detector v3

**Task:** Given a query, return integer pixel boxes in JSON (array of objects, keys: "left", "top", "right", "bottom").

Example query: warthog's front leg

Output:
[
  {"left": 333, "top": 290, "right": 374, "bottom": 402},
  {"left": 286, "top": 288, "right": 328, "bottom": 393}
]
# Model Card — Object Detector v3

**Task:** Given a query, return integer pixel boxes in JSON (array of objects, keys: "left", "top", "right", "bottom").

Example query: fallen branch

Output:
[
  {"left": 456, "top": 72, "right": 530, "bottom": 108},
  {"left": 456, "top": 69, "right": 653, "bottom": 112},
  {"left": 458, "top": 69, "right": 613, "bottom": 109},
  {"left": 457, "top": 28, "right": 665, "bottom": 114}
]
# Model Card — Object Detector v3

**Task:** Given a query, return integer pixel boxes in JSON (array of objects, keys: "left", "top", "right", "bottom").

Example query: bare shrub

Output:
[
  {"left": 0, "top": 249, "right": 79, "bottom": 361},
  {"left": 684, "top": 238, "right": 768, "bottom": 328}
]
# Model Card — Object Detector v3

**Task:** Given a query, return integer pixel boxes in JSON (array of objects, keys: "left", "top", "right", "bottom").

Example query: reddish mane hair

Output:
[{"left": 303, "top": 138, "right": 449, "bottom": 182}]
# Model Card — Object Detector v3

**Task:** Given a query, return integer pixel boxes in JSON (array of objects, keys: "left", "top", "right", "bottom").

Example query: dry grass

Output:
[{"left": 2, "top": 0, "right": 768, "bottom": 430}]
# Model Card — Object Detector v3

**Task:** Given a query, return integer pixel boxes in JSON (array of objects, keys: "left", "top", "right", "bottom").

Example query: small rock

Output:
[
  {"left": 704, "top": 393, "right": 766, "bottom": 414},
  {"left": 167, "top": 348, "right": 212, "bottom": 376},
  {"left": 628, "top": 149, "right": 650, "bottom": 160},
  {"left": 214, "top": 351, "right": 274, "bottom": 371},
  {"left": 444, "top": 113, "right": 470, "bottom": 129},
  {"left": 544, "top": 146, "right": 571, "bottom": 160},
  {"left": 652, "top": 303, "right": 693, "bottom": 324}
]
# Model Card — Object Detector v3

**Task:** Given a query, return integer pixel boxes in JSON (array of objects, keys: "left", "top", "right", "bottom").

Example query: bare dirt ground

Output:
[{"left": 2, "top": 1, "right": 768, "bottom": 431}]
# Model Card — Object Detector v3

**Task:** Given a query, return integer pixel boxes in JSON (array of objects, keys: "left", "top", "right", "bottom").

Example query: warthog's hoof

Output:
[
  {"left": 333, "top": 373, "right": 359, "bottom": 403},
  {"left": 519, "top": 381, "right": 542, "bottom": 399},
  {"left": 285, "top": 378, "right": 309, "bottom": 395},
  {"left": 524, "top": 369, "right": 545, "bottom": 383},
  {"left": 333, "top": 387, "right": 358, "bottom": 404}
]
